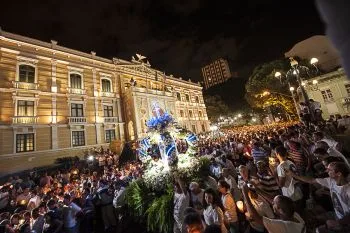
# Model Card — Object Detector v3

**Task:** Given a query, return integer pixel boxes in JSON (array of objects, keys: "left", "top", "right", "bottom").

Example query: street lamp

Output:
[
  {"left": 289, "top": 86, "right": 301, "bottom": 119},
  {"left": 274, "top": 57, "right": 319, "bottom": 121},
  {"left": 310, "top": 57, "right": 318, "bottom": 65}
]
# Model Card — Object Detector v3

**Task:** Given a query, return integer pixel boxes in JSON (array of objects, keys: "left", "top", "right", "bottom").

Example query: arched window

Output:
[
  {"left": 180, "top": 110, "right": 184, "bottom": 117},
  {"left": 19, "top": 65, "right": 35, "bottom": 83},
  {"left": 70, "top": 73, "right": 82, "bottom": 89},
  {"left": 185, "top": 94, "right": 190, "bottom": 102},
  {"left": 101, "top": 79, "right": 112, "bottom": 92},
  {"left": 198, "top": 111, "right": 202, "bottom": 117},
  {"left": 176, "top": 92, "right": 181, "bottom": 101},
  {"left": 195, "top": 96, "right": 200, "bottom": 103}
]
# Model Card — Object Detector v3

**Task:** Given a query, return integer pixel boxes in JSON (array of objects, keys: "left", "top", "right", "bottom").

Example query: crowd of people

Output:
[
  {"left": 0, "top": 147, "right": 142, "bottom": 233},
  {"left": 0, "top": 121, "right": 349, "bottom": 233},
  {"left": 176, "top": 122, "right": 350, "bottom": 233}
]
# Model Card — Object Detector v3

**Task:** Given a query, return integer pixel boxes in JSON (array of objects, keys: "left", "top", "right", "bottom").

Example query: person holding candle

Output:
[
  {"left": 202, "top": 188, "right": 227, "bottom": 233},
  {"left": 218, "top": 180, "right": 238, "bottom": 233}
]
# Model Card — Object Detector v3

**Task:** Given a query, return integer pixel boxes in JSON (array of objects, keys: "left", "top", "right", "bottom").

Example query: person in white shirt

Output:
[
  {"left": 174, "top": 176, "right": 189, "bottom": 233},
  {"left": 62, "top": 194, "right": 82, "bottom": 233},
  {"left": 274, "top": 146, "right": 303, "bottom": 214},
  {"left": 189, "top": 182, "right": 204, "bottom": 211},
  {"left": 203, "top": 188, "right": 227, "bottom": 233},
  {"left": 288, "top": 162, "right": 350, "bottom": 232},
  {"left": 218, "top": 180, "right": 238, "bottom": 233},
  {"left": 315, "top": 140, "right": 350, "bottom": 168},
  {"left": 204, "top": 175, "right": 218, "bottom": 191},
  {"left": 243, "top": 185, "right": 305, "bottom": 233},
  {"left": 222, "top": 168, "right": 241, "bottom": 201},
  {"left": 313, "top": 131, "right": 341, "bottom": 151},
  {"left": 27, "top": 190, "right": 41, "bottom": 211}
]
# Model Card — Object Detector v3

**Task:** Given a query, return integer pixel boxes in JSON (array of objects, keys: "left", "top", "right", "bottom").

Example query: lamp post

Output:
[
  {"left": 289, "top": 86, "right": 301, "bottom": 120},
  {"left": 274, "top": 57, "right": 319, "bottom": 121}
]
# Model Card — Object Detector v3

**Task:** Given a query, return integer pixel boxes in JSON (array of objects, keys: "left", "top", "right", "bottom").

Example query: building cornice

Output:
[{"left": 1, "top": 30, "right": 202, "bottom": 90}]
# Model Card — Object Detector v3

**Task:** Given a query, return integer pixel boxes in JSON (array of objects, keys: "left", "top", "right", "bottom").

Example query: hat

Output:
[{"left": 189, "top": 182, "right": 199, "bottom": 191}]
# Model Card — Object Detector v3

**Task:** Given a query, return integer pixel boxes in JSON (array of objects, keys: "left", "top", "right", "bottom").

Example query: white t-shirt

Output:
[
  {"left": 62, "top": 202, "right": 82, "bottom": 228},
  {"left": 249, "top": 195, "right": 274, "bottom": 232},
  {"left": 174, "top": 192, "right": 189, "bottom": 230},
  {"left": 191, "top": 189, "right": 204, "bottom": 209},
  {"left": 28, "top": 195, "right": 41, "bottom": 209},
  {"left": 224, "top": 176, "right": 241, "bottom": 201},
  {"left": 316, "top": 177, "right": 350, "bottom": 220},
  {"left": 320, "top": 138, "right": 338, "bottom": 149},
  {"left": 203, "top": 205, "right": 227, "bottom": 233},
  {"left": 277, "top": 160, "right": 303, "bottom": 201},
  {"left": 221, "top": 192, "right": 238, "bottom": 223},
  {"left": 263, "top": 213, "right": 305, "bottom": 233}
]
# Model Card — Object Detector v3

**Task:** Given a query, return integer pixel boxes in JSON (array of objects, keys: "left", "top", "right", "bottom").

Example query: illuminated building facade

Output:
[{"left": 0, "top": 30, "right": 210, "bottom": 175}]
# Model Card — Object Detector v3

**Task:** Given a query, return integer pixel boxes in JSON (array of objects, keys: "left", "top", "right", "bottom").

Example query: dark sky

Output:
[{"left": 1, "top": 0, "right": 324, "bottom": 82}]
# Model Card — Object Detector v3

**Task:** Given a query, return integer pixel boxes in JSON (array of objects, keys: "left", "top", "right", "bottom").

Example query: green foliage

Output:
[
  {"left": 125, "top": 157, "right": 210, "bottom": 233},
  {"left": 244, "top": 58, "right": 304, "bottom": 118},
  {"left": 245, "top": 59, "right": 290, "bottom": 95},
  {"left": 125, "top": 179, "right": 155, "bottom": 219},
  {"left": 146, "top": 185, "right": 174, "bottom": 233}
]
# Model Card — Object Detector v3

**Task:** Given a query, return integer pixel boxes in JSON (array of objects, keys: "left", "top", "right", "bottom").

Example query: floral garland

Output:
[{"left": 137, "top": 104, "right": 199, "bottom": 191}]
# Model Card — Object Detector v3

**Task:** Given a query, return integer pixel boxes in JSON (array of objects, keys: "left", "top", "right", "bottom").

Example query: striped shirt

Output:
[
  {"left": 251, "top": 148, "right": 267, "bottom": 163},
  {"left": 256, "top": 172, "right": 280, "bottom": 196},
  {"left": 288, "top": 142, "right": 307, "bottom": 175}
]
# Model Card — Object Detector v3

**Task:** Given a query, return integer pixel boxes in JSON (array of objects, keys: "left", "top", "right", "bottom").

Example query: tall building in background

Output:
[{"left": 201, "top": 58, "right": 232, "bottom": 89}]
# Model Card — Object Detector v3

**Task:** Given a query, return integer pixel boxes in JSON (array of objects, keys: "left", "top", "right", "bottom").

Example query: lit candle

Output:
[
  {"left": 20, "top": 200, "right": 27, "bottom": 205},
  {"left": 236, "top": 201, "right": 245, "bottom": 213}
]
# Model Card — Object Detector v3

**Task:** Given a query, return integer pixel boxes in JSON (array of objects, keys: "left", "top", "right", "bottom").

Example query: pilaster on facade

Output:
[{"left": 0, "top": 30, "right": 210, "bottom": 174}]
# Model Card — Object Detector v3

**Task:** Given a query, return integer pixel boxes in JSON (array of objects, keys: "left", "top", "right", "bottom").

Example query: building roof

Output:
[
  {"left": 0, "top": 28, "right": 200, "bottom": 87},
  {"left": 285, "top": 35, "right": 341, "bottom": 72}
]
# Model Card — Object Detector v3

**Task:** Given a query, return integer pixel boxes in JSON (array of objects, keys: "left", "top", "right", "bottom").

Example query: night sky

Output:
[{"left": 1, "top": 0, "right": 324, "bottom": 107}]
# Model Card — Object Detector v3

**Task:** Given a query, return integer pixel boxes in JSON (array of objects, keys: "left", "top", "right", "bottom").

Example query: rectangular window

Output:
[
  {"left": 198, "top": 111, "right": 202, "bottom": 117},
  {"left": 321, "top": 89, "right": 334, "bottom": 102},
  {"left": 201, "top": 124, "right": 206, "bottom": 132},
  {"left": 72, "top": 131, "right": 85, "bottom": 147},
  {"left": 177, "top": 93, "right": 181, "bottom": 101},
  {"left": 189, "top": 110, "right": 193, "bottom": 118},
  {"left": 16, "top": 133, "right": 34, "bottom": 153},
  {"left": 345, "top": 84, "right": 350, "bottom": 95},
  {"left": 102, "top": 79, "right": 111, "bottom": 92},
  {"left": 17, "top": 100, "right": 34, "bottom": 116},
  {"left": 180, "top": 110, "right": 184, "bottom": 117},
  {"left": 105, "top": 129, "right": 116, "bottom": 143},
  {"left": 70, "top": 74, "right": 82, "bottom": 89},
  {"left": 19, "top": 65, "right": 35, "bottom": 83},
  {"left": 103, "top": 105, "right": 114, "bottom": 117},
  {"left": 192, "top": 125, "right": 196, "bottom": 133},
  {"left": 71, "top": 103, "right": 84, "bottom": 117}
]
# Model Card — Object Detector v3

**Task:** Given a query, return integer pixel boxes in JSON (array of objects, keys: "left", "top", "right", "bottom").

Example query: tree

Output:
[
  {"left": 245, "top": 58, "right": 310, "bottom": 118},
  {"left": 204, "top": 94, "right": 233, "bottom": 122}
]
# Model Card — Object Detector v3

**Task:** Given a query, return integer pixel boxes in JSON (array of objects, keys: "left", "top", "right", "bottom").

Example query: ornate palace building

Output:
[{"left": 0, "top": 30, "right": 210, "bottom": 175}]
